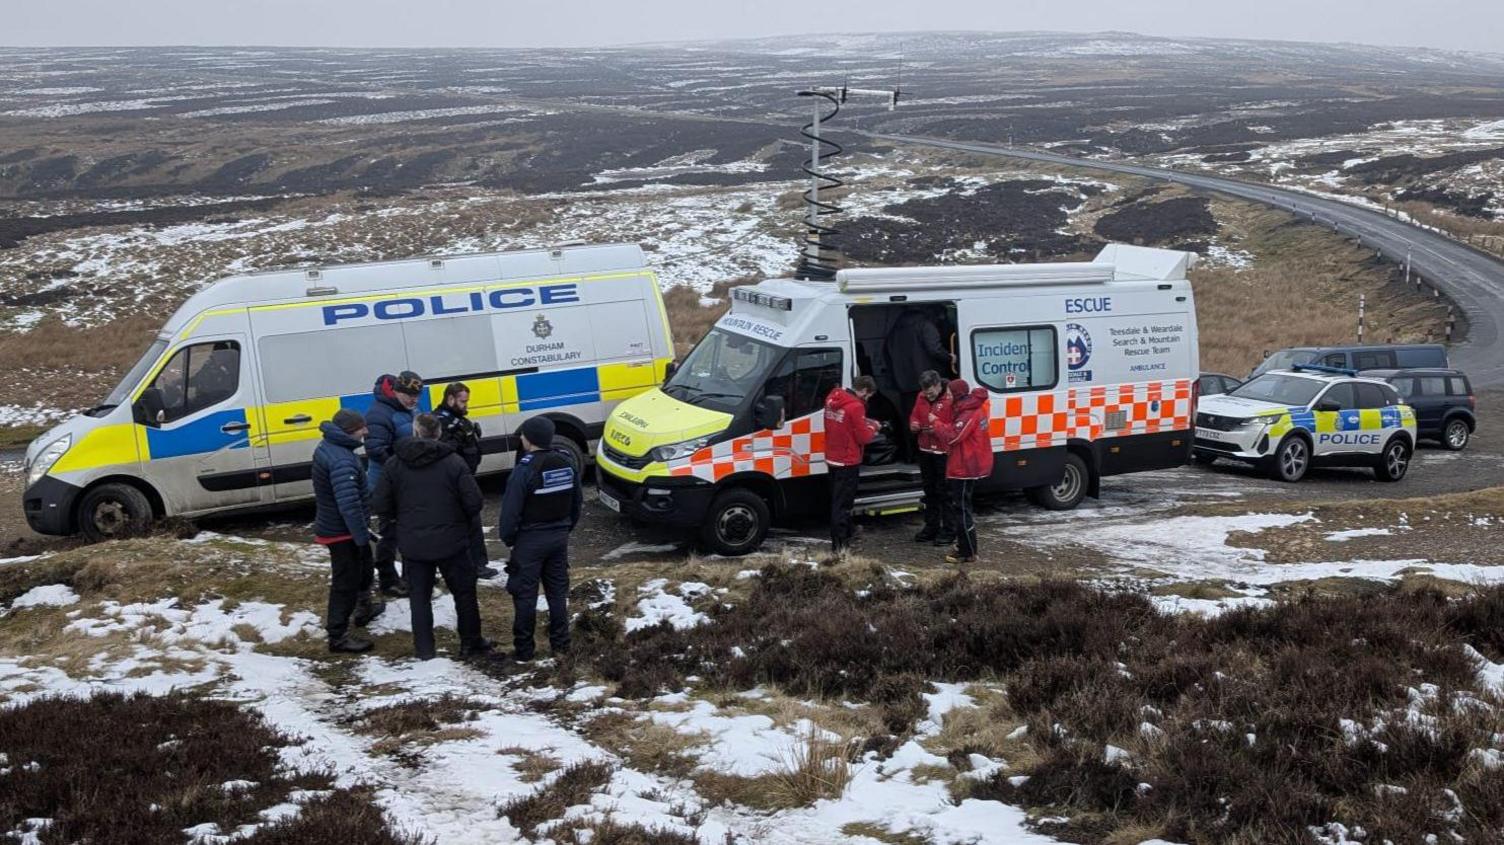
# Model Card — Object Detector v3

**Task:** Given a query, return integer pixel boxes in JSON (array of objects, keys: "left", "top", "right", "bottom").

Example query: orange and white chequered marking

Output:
[{"left": 666, "top": 379, "right": 1193, "bottom": 483}]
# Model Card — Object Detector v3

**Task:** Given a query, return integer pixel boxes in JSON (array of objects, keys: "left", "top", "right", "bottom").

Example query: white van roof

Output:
[
  {"left": 833, "top": 244, "right": 1195, "bottom": 292},
  {"left": 162, "top": 242, "right": 648, "bottom": 336}
]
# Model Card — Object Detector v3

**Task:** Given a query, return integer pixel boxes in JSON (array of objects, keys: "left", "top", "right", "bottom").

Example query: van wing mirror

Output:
[
  {"left": 134, "top": 388, "right": 166, "bottom": 427},
  {"left": 664, "top": 360, "right": 679, "bottom": 381},
  {"left": 754, "top": 396, "right": 785, "bottom": 430}
]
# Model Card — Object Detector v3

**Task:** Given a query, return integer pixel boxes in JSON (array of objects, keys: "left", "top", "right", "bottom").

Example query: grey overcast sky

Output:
[{"left": 7, "top": 0, "right": 1504, "bottom": 53}]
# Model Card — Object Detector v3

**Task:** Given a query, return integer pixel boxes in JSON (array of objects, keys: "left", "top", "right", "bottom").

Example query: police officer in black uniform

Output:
[{"left": 499, "top": 416, "right": 582, "bottom": 662}]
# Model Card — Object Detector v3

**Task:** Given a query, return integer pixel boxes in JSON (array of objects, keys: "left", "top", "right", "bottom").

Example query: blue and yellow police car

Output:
[{"left": 1193, "top": 365, "right": 1416, "bottom": 482}]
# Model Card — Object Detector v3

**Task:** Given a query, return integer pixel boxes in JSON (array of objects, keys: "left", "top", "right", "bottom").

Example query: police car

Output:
[{"left": 1193, "top": 365, "right": 1416, "bottom": 482}]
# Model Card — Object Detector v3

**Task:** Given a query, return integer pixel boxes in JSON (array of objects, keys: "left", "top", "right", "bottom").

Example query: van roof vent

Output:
[{"left": 837, "top": 262, "right": 1112, "bottom": 293}]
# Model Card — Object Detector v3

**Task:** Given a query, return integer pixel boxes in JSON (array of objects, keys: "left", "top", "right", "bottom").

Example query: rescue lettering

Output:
[
  {"left": 1065, "top": 296, "right": 1112, "bottom": 314},
  {"left": 321, "top": 283, "right": 581, "bottom": 325}
]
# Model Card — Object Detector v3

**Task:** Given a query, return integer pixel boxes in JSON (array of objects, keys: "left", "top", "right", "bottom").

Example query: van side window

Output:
[
  {"left": 971, "top": 326, "right": 1057, "bottom": 393},
  {"left": 1353, "top": 351, "right": 1396, "bottom": 370},
  {"left": 1321, "top": 353, "right": 1346, "bottom": 367},
  {"left": 147, "top": 341, "right": 241, "bottom": 424},
  {"left": 259, "top": 325, "right": 408, "bottom": 404},
  {"left": 764, "top": 348, "right": 842, "bottom": 420}
]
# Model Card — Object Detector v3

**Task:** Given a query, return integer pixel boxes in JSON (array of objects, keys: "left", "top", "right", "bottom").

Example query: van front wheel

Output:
[
  {"left": 1027, "top": 453, "right": 1089, "bottom": 510},
  {"left": 78, "top": 483, "right": 153, "bottom": 542},
  {"left": 700, "top": 489, "right": 770, "bottom": 556}
]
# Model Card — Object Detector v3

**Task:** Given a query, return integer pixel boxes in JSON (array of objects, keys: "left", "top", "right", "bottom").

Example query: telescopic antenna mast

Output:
[{"left": 795, "top": 83, "right": 900, "bottom": 281}]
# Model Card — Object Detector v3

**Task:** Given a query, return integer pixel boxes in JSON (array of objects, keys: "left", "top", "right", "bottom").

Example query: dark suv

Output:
[{"left": 1362, "top": 368, "right": 1476, "bottom": 450}]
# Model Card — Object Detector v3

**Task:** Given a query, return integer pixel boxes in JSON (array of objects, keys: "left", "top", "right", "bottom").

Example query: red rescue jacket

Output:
[
  {"left": 910, "top": 388, "right": 955, "bottom": 455},
  {"left": 823, "top": 387, "right": 877, "bottom": 467},
  {"left": 947, "top": 382, "right": 995, "bottom": 480}
]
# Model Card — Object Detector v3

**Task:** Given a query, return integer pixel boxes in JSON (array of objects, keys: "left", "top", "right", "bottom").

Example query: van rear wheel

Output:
[
  {"left": 699, "top": 488, "right": 770, "bottom": 556},
  {"left": 1027, "top": 453, "right": 1089, "bottom": 510},
  {"left": 78, "top": 483, "right": 153, "bottom": 542}
]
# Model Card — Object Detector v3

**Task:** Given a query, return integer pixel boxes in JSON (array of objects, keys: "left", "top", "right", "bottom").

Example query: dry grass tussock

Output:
[
  {"left": 0, "top": 691, "right": 427, "bottom": 845},
  {"left": 355, "top": 695, "right": 486, "bottom": 754},
  {"left": 1398, "top": 200, "right": 1504, "bottom": 252},
  {"left": 565, "top": 564, "right": 1504, "bottom": 843},
  {"left": 496, "top": 759, "right": 616, "bottom": 835},
  {"left": 1193, "top": 207, "right": 1449, "bottom": 375}
]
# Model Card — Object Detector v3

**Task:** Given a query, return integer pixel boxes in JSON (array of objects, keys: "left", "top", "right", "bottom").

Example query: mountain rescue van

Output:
[
  {"left": 597, "top": 244, "right": 1201, "bottom": 555},
  {"left": 23, "top": 244, "right": 673, "bottom": 540}
]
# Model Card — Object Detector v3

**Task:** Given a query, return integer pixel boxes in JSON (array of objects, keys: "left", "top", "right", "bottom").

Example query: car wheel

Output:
[
  {"left": 1269, "top": 435, "right": 1310, "bottom": 483},
  {"left": 699, "top": 488, "right": 770, "bottom": 556},
  {"left": 1374, "top": 437, "right": 1412, "bottom": 482},
  {"left": 1027, "top": 453, "right": 1090, "bottom": 510},
  {"left": 78, "top": 482, "right": 153, "bottom": 542},
  {"left": 1443, "top": 418, "right": 1470, "bottom": 451}
]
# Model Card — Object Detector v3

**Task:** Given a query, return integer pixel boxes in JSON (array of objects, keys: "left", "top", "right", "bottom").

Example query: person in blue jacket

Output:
[
  {"left": 499, "top": 416, "right": 582, "bottom": 662},
  {"left": 311, "top": 409, "right": 383, "bottom": 653},
  {"left": 364, "top": 371, "right": 422, "bottom": 598}
]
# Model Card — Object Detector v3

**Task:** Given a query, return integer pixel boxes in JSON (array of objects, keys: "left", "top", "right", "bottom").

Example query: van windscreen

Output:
[
  {"left": 95, "top": 339, "right": 168, "bottom": 414},
  {"left": 664, "top": 328, "right": 782, "bottom": 414}
]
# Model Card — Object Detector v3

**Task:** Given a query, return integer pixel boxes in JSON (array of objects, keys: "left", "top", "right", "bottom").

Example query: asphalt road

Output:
[{"left": 870, "top": 132, "right": 1504, "bottom": 387}]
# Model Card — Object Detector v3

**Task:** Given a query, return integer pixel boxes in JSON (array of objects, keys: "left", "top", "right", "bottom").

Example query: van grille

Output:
[
  {"left": 603, "top": 444, "right": 652, "bottom": 470},
  {"left": 1196, "top": 412, "right": 1242, "bottom": 432}
]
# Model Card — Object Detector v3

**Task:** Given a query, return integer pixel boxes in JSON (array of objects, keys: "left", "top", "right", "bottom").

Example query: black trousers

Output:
[
  {"left": 324, "top": 539, "right": 374, "bottom": 642},
  {"left": 373, "top": 515, "right": 404, "bottom": 587},
  {"left": 468, "top": 515, "right": 488, "bottom": 572},
  {"left": 948, "top": 478, "right": 978, "bottom": 558},
  {"left": 829, "top": 464, "right": 861, "bottom": 553},
  {"left": 507, "top": 527, "right": 572, "bottom": 660},
  {"left": 898, "top": 391, "right": 920, "bottom": 460},
  {"left": 405, "top": 551, "right": 484, "bottom": 659},
  {"left": 917, "top": 452, "right": 954, "bottom": 535}
]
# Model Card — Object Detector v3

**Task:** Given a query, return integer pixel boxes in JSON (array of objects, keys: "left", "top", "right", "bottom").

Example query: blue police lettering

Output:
[
  {"left": 321, "top": 283, "right": 580, "bottom": 325},
  {"left": 1065, "top": 296, "right": 1112, "bottom": 314},
  {"left": 1318, "top": 433, "right": 1380, "bottom": 446}
]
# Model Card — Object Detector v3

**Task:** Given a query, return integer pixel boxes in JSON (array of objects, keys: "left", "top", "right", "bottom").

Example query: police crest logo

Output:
[{"left": 532, "top": 314, "right": 554, "bottom": 339}]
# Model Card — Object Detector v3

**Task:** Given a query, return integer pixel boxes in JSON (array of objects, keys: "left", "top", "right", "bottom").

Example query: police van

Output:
[
  {"left": 597, "top": 244, "right": 1201, "bottom": 555},
  {"left": 1194, "top": 365, "right": 1417, "bottom": 482},
  {"left": 23, "top": 244, "right": 673, "bottom": 540}
]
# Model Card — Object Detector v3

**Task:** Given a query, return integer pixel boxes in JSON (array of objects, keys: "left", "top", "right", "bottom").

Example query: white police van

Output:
[
  {"left": 597, "top": 244, "right": 1202, "bottom": 554},
  {"left": 23, "top": 244, "right": 674, "bottom": 540},
  {"left": 1194, "top": 365, "right": 1417, "bottom": 482}
]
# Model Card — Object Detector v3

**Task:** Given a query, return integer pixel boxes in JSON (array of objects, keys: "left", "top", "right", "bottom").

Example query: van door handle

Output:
[
  {"left": 284, "top": 414, "right": 313, "bottom": 425},
  {"left": 220, "top": 422, "right": 251, "bottom": 434}
]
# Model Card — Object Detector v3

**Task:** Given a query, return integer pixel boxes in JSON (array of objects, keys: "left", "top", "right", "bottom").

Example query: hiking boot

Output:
[
  {"left": 476, "top": 565, "right": 500, "bottom": 579},
  {"left": 380, "top": 578, "right": 410, "bottom": 599},
  {"left": 944, "top": 553, "right": 976, "bottom": 565},
  {"left": 933, "top": 532, "right": 956, "bottom": 547},
  {"left": 328, "top": 635, "right": 373, "bottom": 654},
  {"left": 459, "top": 638, "right": 494, "bottom": 659},
  {"left": 512, "top": 652, "right": 535, "bottom": 665},
  {"left": 913, "top": 528, "right": 938, "bottom": 543},
  {"left": 351, "top": 595, "right": 386, "bottom": 628}
]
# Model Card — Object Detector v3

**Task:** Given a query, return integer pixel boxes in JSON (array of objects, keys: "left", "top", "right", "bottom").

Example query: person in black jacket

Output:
[
  {"left": 436, "top": 382, "right": 497, "bottom": 579},
  {"left": 885, "top": 308, "right": 956, "bottom": 458},
  {"left": 499, "top": 416, "right": 582, "bottom": 663},
  {"left": 365, "top": 371, "right": 422, "bottom": 599},
  {"left": 371, "top": 413, "right": 489, "bottom": 661},
  {"left": 311, "top": 409, "right": 382, "bottom": 653}
]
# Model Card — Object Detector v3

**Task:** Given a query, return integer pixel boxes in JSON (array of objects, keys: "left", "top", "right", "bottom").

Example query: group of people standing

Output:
[{"left": 310, "top": 370, "right": 581, "bottom": 662}]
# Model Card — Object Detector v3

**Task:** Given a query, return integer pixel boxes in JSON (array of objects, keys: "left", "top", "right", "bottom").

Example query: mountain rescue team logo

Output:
[
  {"left": 532, "top": 314, "right": 554, "bottom": 339},
  {"left": 1066, "top": 322, "right": 1093, "bottom": 384}
]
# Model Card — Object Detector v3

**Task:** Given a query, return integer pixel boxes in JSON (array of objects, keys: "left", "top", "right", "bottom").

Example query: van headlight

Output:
[
  {"left": 27, "top": 434, "right": 72, "bottom": 486},
  {"left": 650, "top": 436, "right": 713, "bottom": 463}
]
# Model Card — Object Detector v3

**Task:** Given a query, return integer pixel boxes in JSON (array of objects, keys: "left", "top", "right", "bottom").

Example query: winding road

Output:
[{"left": 870, "top": 133, "right": 1504, "bottom": 387}]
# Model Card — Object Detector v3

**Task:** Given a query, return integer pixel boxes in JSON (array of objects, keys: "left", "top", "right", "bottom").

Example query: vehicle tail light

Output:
[
  {"left": 1469, "top": 394, "right": 1476, "bottom": 411},
  {"left": 1191, "top": 379, "right": 1200, "bottom": 417}
]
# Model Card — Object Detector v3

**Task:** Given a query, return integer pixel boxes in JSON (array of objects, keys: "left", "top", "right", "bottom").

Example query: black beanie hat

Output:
[
  {"left": 519, "top": 415, "right": 555, "bottom": 449},
  {"left": 394, "top": 370, "right": 424, "bottom": 397},
  {"left": 332, "top": 408, "right": 366, "bottom": 434}
]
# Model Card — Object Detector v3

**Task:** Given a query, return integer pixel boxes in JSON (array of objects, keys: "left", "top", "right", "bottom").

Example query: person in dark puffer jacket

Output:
[
  {"left": 364, "top": 371, "right": 423, "bottom": 598},
  {"left": 371, "top": 413, "right": 489, "bottom": 661},
  {"left": 311, "top": 410, "right": 382, "bottom": 653}
]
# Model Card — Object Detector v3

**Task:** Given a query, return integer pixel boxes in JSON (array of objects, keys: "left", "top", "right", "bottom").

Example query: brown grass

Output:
[
  {"left": 660, "top": 279, "right": 741, "bottom": 358},
  {"left": 497, "top": 746, "right": 564, "bottom": 784},
  {"left": 1397, "top": 201, "right": 1504, "bottom": 257},
  {"left": 1193, "top": 205, "right": 1450, "bottom": 375},
  {"left": 496, "top": 759, "right": 616, "bottom": 835}
]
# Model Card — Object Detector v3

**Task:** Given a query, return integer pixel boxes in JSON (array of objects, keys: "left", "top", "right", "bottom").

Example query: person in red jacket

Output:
[
  {"left": 945, "top": 380, "right": 994, "bottom": 564},
  {"left": 909, "top": 370, "right": 956, "bottom": 546},
  {"left": 824, "top": 375, "right": 881, "bottom": 555}
]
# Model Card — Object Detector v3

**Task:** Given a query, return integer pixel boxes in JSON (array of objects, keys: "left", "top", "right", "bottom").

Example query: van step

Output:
[{"left": 854, "top": 490, "right": 926, "bottom": 513}]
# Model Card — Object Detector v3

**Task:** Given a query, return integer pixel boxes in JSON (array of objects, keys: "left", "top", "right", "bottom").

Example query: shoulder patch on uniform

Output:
[{"left": 518, "top": 452, "right": 534, "bottom": 464}]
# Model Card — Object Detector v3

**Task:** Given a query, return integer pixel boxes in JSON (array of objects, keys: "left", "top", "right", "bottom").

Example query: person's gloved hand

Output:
[{"left": 503, "top": 558, "right": 516, "bottom": 576}]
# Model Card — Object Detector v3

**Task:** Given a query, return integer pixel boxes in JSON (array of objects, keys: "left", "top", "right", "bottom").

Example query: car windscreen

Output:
[
  {"left": 663, "top": 328, "right": 784, "bottom": 414},
  {"left": 1229, "top": 373, "right": 1326, "bottom": 407},
  {"left": 1253, "top": 349, "right": 1316, "bottom": 376},
  {"left": 95, "top": 338, "right": 168, "bottom": 414}
]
